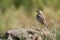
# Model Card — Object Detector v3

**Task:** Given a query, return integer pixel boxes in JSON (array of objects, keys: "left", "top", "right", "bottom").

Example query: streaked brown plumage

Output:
[{"left": 36, "top": 10, "right": 48, "bottom": 28}]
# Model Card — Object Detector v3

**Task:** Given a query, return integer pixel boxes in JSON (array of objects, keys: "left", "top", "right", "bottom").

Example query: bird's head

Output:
[{"left": 36, "top": 10, "right": 43, "bottom": 15}]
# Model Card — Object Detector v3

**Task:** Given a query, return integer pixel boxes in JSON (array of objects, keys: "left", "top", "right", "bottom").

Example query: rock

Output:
[{"left": 0, "top": 28, "right": 56, "bottom": 40}]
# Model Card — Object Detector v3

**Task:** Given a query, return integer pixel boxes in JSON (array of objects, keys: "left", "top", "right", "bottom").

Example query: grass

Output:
[
  {"left": 0, "top": 6, "right": 60, "bottom": 40},
  {"left": 56, "top": 34, "right": 60, "bottom": 40}
]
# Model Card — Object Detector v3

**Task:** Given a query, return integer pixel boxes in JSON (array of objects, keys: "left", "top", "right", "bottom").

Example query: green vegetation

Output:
[{"left": 0, "top": 0, "right": 60, "bottom": 40}]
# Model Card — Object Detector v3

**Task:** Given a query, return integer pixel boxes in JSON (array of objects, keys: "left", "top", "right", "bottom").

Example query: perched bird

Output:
[{"left": 36, "top": 10, "right": 48, "bottom": 28}]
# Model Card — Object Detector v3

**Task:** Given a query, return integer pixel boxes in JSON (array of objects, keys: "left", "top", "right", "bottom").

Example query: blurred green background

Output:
[{"left": 0, "top": 0, "right": 60, "bottom": 40}]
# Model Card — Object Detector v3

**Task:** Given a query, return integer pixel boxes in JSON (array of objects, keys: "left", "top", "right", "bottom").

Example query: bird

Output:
[{"left": 36, "top": 10, "right": 48, "bottom": 29}]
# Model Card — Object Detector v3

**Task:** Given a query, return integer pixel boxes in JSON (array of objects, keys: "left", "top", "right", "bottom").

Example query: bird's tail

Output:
[{"left": 43, "top": 22, "right": 49, "bottom": 29}]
